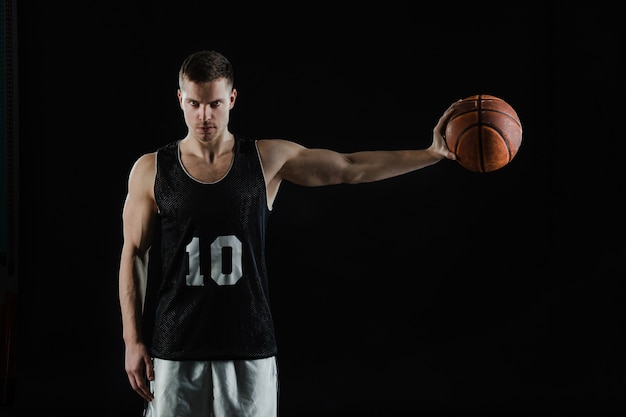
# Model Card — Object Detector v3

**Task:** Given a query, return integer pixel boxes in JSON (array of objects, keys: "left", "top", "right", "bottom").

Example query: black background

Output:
[{"left": 5, "top": 1, "right": 626, "bottom": 415}]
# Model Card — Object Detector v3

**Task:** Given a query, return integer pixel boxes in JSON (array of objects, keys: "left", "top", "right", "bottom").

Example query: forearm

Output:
[
  {"left": 119, "top": 249, "right": 150, "bottom": 344},
  {"left": 343, "top": 148, "right": 444, "bottom": 184},
  {"left": 272, "top": 138, "right": 451, "bottom": 187}
]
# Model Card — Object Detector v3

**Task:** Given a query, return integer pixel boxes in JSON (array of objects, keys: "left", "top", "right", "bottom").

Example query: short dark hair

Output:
[{"left": 178, "top": 50, "right": 234, "bottom": 90}]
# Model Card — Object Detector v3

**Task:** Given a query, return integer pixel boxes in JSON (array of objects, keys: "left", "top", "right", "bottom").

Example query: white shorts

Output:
[{"left": 144, "top": 356, "right": 279, "bottom": 417}]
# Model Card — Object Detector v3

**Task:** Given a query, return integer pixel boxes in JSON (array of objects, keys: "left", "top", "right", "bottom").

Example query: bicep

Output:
[
  {"left": 122, "top": 154, "right": 158, "bottom": 255},
  {"left": 279, "top": 145, "right": 353, "bottom": 186}
]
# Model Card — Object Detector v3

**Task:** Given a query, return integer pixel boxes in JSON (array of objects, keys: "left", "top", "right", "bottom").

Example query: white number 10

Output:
[{"left": 185, "top": 235, "right": 243, "bottom": 286}]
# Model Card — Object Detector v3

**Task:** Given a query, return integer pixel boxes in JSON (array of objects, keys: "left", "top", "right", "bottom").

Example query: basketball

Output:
[{"left": 444, "top": 94, "right": 523, "bottom": 172}]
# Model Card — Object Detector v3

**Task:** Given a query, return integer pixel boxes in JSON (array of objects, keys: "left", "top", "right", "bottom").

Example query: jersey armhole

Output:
[
  {"left": 154, "top": 148, "right": 162, "bottom": 215},
  {"left": 254, "top": 139, "right": 274, "bottom": 212}
]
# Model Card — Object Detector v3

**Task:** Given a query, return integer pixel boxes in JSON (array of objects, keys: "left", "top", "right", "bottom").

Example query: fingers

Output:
[
  {"left": 145, "top": 357, "right": 155, "bottom": 382},
  {"left": 126, "top": 357, "right": 154, "bottom": 402},
  {"left": 443, "top": 99, "right": 462, "bottom": 118},
  {"left": 436, "top": 101, "right": 458, "bottom": 127},
  {"left": 128, "top": 371, "right": 154, "bottom": 402},
  {"left": 435, "top": 99, "right": 462, "bottom": 138}
]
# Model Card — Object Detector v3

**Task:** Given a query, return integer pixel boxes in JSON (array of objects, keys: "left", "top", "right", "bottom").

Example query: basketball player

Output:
[{"left": 118, "top": 50, "right": 458, "bottom": 417}]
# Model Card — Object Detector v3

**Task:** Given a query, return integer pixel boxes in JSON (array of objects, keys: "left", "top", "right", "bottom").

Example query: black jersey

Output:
[{"left": 150, "top": 136, "right": 277, "bottom": 360}]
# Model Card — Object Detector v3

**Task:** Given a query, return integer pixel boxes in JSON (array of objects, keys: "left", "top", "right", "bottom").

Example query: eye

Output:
[
  {"left": 210, "top": 100, "right": 222, "bottom": 108},
  {"left": 189, "top": 101, "right": 199, "bottom": 107}
]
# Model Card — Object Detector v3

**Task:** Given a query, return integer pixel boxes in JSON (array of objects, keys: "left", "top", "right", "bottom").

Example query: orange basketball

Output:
[{"left": 444, "top": 94, "right": 523, "bottom": 172}]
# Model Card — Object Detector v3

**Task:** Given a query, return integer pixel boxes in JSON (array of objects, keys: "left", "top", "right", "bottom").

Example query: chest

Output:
[{"left": 181, "top": 152, "right": 234, "bottom": 183}]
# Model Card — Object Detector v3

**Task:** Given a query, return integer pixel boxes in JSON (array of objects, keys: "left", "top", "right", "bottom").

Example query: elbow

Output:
[
  {"left": 343, "top": 171, "right": 367, "bottom": 184},
  {"left": 338, "top": 155, "right": 367, "bottom": 184}
]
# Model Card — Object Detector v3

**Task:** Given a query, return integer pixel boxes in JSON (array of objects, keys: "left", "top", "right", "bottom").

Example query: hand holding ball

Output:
[{"left": 444, "top": 95, "right": 523, "bottom": 172}]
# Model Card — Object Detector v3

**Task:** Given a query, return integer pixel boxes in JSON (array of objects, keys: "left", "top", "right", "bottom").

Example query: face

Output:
[{"left": 177, "top": 77, "right": 237, "bottom": 143}]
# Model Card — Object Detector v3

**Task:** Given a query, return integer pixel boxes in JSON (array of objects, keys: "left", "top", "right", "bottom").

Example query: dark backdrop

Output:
[{"left": 7, "top": 1, "right": 625, "bottom": 415}]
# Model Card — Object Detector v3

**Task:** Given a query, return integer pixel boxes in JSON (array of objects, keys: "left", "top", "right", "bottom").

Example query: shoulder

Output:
[
  {"left": 257, "top": 138, "right": 305, "bottom": 158},
  {"left": 256, "top": 139, "right": 309, "bottom": 183},
  {"left": 129, "top": 151, "right": 157, "bottom": 182}
]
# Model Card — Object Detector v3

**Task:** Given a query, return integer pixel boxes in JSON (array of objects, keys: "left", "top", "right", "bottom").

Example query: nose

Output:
[{"left": 199, "top": 104, "right": 211, "bottom": 121}]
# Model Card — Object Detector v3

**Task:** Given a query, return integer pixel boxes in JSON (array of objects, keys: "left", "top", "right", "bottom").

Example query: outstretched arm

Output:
[
  {"left": 259, "top": 100, "right": 458, "bottom": 192},
  {"left": 118, "top": 153, "right": 158, "bottom": 402}
]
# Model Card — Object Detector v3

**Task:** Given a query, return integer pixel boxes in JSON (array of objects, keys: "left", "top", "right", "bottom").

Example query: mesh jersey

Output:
[{"left": 150, "top": 136, "right": 277, "bottom": 360}]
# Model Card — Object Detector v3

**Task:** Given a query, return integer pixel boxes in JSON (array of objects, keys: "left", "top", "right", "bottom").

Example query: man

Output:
[{"left": 119, "top": 49, "right": 458, "bottom": 417}]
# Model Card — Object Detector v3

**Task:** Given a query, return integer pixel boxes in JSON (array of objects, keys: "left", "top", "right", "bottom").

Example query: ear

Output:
[
  {"left": 230, "top": 88, "right": 237, "bottom": 109},
  {"left": 177, "top": 89, "right": 183, "bottom": 109}
]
